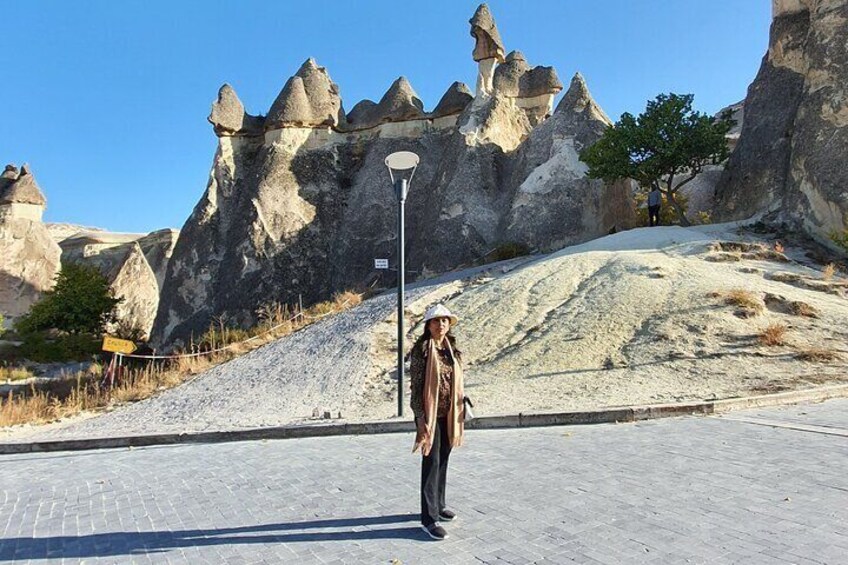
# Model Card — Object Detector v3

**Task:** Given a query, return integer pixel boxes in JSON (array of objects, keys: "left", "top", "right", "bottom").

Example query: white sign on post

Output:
[{"left": 374, "top": 259, "right": 389, "bottom": 270}]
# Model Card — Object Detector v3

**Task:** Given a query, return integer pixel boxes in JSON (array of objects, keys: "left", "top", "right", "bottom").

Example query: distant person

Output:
[
  {"left": 410, "top": 304, "right": 466, "bottom": 541},
  {"left": 648, "top": 187, "right": 662, "bottom": 227}
]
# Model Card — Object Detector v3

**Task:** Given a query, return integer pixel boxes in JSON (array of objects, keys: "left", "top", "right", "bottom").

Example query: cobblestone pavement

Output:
[{"left": 1, "top": 400, "right": 846, "bottom": 564}]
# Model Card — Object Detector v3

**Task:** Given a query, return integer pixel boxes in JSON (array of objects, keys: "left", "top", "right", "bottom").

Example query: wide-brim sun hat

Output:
[{"left": 423, "top": 304, "right": 458, "bottom": 327}]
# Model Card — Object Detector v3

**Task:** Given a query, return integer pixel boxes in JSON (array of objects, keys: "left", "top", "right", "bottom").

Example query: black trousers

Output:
[
  {"left": 420, "top": 417, "right": 451, "bottom": 526},
  {"left": 648, "top": 205, "right": 661, "bottom": 227}
]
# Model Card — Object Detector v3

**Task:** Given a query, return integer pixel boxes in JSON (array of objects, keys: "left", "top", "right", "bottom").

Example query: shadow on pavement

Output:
[{"left": 0, "top": 513, "right": 426, "bottom": 560}]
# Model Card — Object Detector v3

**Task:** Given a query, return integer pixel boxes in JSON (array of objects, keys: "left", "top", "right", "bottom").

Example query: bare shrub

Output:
[
  {"left": 708, "top": 241, "right": 788, "bottom": 262},
  {"left": 758, "top": 323, "right": 788, "bottom": 346},
  {"left": 795, "top": 348, "right": 842, "bottom": 363},
  {"left": 0, "top": 366, "right": 35, "bottom": 382},
  {"left": 724, "top": 289, "right": 764, "bottom": 316},
  {"left": 823, "top": 263, "right": 836, "bottom": 281}
]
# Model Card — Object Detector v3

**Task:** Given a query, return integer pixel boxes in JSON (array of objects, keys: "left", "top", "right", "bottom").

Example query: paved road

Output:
[{"left": 1, "top": 400, "right": 847, "bottom": 564}]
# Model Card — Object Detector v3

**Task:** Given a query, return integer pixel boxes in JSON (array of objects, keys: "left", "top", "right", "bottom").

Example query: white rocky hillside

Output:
[{"left": 8, "top": 221, "right": 848, "bottom": 441}]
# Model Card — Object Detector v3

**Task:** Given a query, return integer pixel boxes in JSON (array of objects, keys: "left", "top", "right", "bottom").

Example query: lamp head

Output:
[{"left": 385, "top": 151, "right": 420, "bottom": 201}]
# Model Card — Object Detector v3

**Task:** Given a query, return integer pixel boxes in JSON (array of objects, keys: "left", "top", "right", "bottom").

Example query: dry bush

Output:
[
  {"left": 1, "top": 289, "right": 367, "bottom": 428},
  {"left": 758, "top": 323, "right": 788, "bottom": 346},
  {"left": 724, "top": 289, "right": 764, "bottom": 316},
  {"left": 795, "top": 348, "right": 842, "bottom": 363},
  {"left": 823, "top": 263, "right": 836, "bottom": 281},
  {"left": 0, "top": 366, "right": 35, "bottom": 382},
  {"left": 333, "top": 290, "right": 363, "bottom": 309},
  {"left": 708, "top": 241, "right": 787, "bottom": 262}
]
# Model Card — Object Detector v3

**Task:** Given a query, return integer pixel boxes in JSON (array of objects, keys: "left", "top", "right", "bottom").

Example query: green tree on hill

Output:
[
  {"left": 580, "top": 93, "right": 734, "bottom": 226},
  {"left": 15, "top": 263, "right": 121, "bottom": 336}
]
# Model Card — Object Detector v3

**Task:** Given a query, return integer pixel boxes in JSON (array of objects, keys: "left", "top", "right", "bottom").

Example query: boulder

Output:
[
  {"left": 266, "top": 59, "right": 344, "bottom": 129},
  {"left": 208, "top": 84, "right": 264, "bottom": 137},
  {"left": 492, "top": 51, "right": 531, "bottom": 97},
  {"left": 470, "top": 3, "right": 506, "bottom": 62},
  {"left": 492, "top": 51, "right": 563, "bottom": 125}
]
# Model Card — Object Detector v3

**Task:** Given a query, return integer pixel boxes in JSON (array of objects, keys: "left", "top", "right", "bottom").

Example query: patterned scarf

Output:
[{"left": 413, "top": 337, "right": 464, "bottom": 455}]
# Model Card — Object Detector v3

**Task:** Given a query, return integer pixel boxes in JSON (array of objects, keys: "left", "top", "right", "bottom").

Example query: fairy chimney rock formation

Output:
[
  {"left": 503, "top": 72, "right": 633, "bottom": 251},
  {"left": 470, "top": 3, "right": 506, "bottom": 95},
  {"left": 266, "top": 58, "right": 344, "bottom": 130},
  {"left": 208, "top": 84, "right": 264, "bottom": 137},
  {"left": 0, "top": 163, "right": 48, "bottom": 222},
  {"left": 0, "top": 164, "right": 61, "bottom": 322},
  {"left": 150, "top": 3, "right": 636, "bottom": 347},
  {"left": 554, "top": 73, "right": 613, "bottom": 138}
]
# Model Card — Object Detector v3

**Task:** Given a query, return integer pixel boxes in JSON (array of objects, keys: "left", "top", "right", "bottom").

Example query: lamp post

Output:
[{"left": 385, "top": 151, "right": 419, "bottom": 418}]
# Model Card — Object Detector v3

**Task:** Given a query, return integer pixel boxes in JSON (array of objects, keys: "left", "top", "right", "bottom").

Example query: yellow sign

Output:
[{"left": 102, "top": 336, "right": 137, "bottom": 354}]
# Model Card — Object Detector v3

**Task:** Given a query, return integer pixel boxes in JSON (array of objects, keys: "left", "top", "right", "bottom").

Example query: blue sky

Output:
[{"left": 0, "top": 0, "right": 770, "bottom": 233}]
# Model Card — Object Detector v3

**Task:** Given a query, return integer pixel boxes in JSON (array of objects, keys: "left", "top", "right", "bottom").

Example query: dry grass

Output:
[
  {"left": 0, "top": 366, "right": 35, "bottom": 382},
  {"left": 707, "top": 241, "right": 788, "bottom": 263},
  {"left": 795, "top": 348, "right": 842, "bottom": 363},
  {"left": 1, "top": 290, "right": 365, "bottom": 428},
  {"left": 823, "top": 263, "right": 836, "bottom": 281},
  {"left": 758, "top": 323, "right": 788, "bottom": 346},
  {"left": 723, "top": 289, "right": 764, "bottom": 316}
]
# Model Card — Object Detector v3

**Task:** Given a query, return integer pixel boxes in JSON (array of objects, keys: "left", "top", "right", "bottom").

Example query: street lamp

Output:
[{"left": 385, "top": 151, "right": 419, "bottom": 418}]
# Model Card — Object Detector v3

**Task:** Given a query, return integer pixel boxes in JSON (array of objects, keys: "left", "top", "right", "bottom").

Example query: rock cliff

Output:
[
  {"left": 714, "top": 0, "right": 848, "bottom": 247},
  {"left": 58, "top": 229, "right": 177, "bottom": 338},
  {"left": 0, "top": 165, "right": 61, "bottom": 323},
  {"left": 150, "top": 4, "right": 635, "bottom": 347}
]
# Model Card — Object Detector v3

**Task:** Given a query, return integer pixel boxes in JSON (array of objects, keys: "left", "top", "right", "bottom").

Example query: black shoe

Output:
[
  {"left": 422, "top": 522, "right": 448, "bottom": 540},
  {"left": 439, "top": 509, "right": 456, "bottom": 522}
]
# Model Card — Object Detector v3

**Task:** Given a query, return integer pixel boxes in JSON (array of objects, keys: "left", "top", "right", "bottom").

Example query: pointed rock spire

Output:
[
  {"left": 208, "top": 84, "right": 265, "bottom": 136},
  {"left": 376, "top": 77, "right": 425, "bottom": 121},
  {"left": 470, "top": 3, "right": 505, "bottom": 62},
  {"left": 266, "top": 58, "right": 344, "bottom": 129},
  {"left": 0, "top": 163, "right": 46, "bottom": 206},
  {"left": 345, "top": 77, "right": 425, "bottom": 130},
  {"left": 555, "top": 72, "right": 611, "bottom": 125},
  {"left": 431, "top": 82, "right": 474, "bottom": 118}
]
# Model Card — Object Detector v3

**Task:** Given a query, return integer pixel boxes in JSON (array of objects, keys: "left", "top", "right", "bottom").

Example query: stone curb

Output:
[{"left": 2, "top": 384, "right": 847, "bottom": 455}]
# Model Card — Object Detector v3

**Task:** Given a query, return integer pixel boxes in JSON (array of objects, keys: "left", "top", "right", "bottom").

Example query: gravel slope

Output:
[{"left": 7, "top": 222, "right": 848, "bottom": 442}]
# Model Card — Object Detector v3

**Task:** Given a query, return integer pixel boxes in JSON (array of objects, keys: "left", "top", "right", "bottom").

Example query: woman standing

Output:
[{"left": 410, "top": 304, "right": 465, "bottom": 541}]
